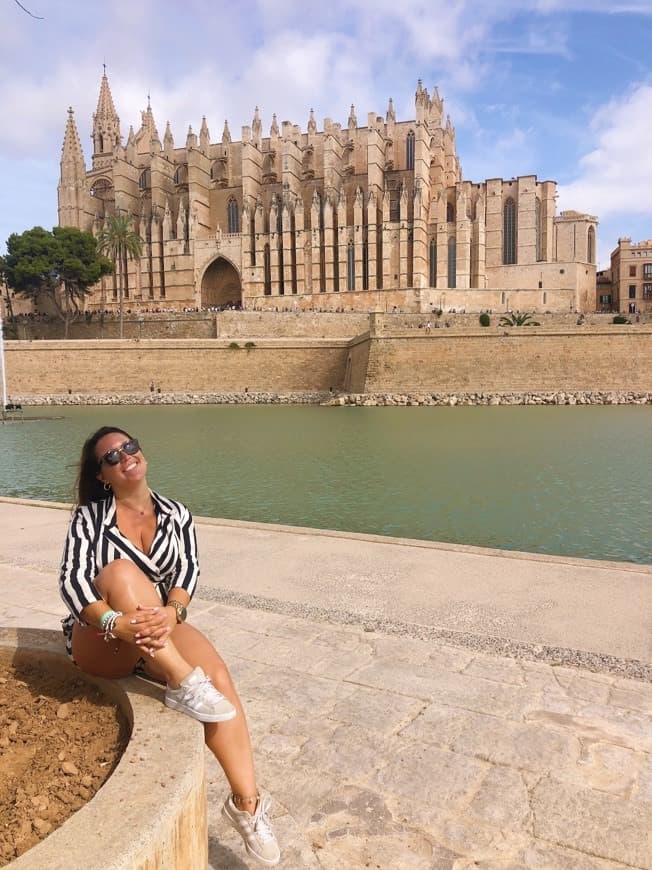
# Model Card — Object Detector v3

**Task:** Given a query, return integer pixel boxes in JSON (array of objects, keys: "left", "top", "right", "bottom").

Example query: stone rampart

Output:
[
  {"left": 5, "top": 339, "right": 349, "bottom": 395},
  {"left": 12, "top": 311, "right": 369, "bottom": 341},
  {"left": 363, "top": 329, "right": 652, "bottom": 393},
  {"left": 4, "top": 327, "right": 652, "bottom": 399}
]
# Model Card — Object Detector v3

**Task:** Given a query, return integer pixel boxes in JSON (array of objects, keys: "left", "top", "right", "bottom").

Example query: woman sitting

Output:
[{"left": 59, "top": 426, "right": 280, "bottom": 866}]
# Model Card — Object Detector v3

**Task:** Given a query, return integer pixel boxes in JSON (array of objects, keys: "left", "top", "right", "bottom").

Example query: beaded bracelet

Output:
[
  {"left": 100, "top": 610, "right": 123, "bottom": 641},
  {"left": 99, "top": 609, "right": 118, "bottom": 631}
]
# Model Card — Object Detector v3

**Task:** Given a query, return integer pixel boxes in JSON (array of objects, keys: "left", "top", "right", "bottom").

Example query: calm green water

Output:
[{"left": 1, "top": 405, "right": 650, "bottom": 565}]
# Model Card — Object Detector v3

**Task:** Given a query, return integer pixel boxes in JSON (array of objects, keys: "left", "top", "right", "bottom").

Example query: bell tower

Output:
[{"left": 92, "top": 68, "right": 121, "bottom": 170}]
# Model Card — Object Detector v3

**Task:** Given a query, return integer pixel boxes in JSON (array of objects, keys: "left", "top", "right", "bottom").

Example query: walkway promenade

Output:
[{"left": 1, "top": 499, "right": 651, "bottom": 868}]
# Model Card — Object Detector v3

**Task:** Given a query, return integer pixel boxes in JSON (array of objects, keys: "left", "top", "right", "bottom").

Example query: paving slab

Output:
[{"left": 0, "top": 498, "right": 651, "bottom": 868}]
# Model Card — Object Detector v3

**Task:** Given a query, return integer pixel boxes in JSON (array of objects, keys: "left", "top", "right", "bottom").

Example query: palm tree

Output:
[
  {"left": 97, "top": 214, "right": 142, "bottom": 339},
  {"left": 499, "top": 312, "right": 541, "bottom": 327}
]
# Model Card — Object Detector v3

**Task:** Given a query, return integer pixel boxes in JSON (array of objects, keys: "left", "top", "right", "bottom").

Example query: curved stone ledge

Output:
[{"left": 1, "top": 628, "right": 207, "bottom": 870}]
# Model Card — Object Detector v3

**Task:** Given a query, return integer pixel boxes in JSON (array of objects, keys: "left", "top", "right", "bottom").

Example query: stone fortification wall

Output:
[
  {"left": 373, "top": 311, "right": 651, "bottom": 335},
  {"left": 215, "top": 311, "right": 369, "bottom": 339},
  {"left": 363, "top": 329, "right": 652, "bottom": 393},
  {"left": 343, "top": 333, "right": 371, "bottom": 393},
  {"left": 11, "top": 311, "right": 369, "bottom": 341},
  {"left": 5, "top": 327, "right": 652, "bottom": 399},
  {"left": 5, "top": 339, "right": 349, "bottom": 396}
]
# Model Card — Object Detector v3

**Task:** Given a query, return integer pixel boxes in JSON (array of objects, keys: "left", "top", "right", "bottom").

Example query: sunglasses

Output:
[{"left": 99, "top": 438, "right": 141, "bottom": 467}]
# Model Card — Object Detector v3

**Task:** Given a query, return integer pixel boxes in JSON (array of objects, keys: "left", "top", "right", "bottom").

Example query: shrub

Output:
[
  {"left": 499, "top": 312, "right": 541, "bottom": 327},
  {"left": 228, "top": 341, "right": 240, "bottom": 349},
  {"left": 479, "top": 313, "right": 490, "bottom": 327},
  {"left": 244, "top": 341, "right": 256, "bottom": 349},
  {"left": 612, "top": 315, "right": 631, "bottom": 324}
]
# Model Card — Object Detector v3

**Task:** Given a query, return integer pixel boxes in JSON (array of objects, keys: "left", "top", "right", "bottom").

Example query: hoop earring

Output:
[{"left": 103, "top": 482, "right": 112, "bottom": 492}]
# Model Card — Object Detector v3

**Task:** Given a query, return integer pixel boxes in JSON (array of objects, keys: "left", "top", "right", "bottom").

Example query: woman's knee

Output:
[{"left": 95, "top": 560, "right": 158, "bottom": 601}]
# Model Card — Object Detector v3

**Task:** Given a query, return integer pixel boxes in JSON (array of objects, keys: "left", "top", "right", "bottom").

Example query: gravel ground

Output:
[{"left": 196, "top": 588, "right": 652, "bottom": 683}]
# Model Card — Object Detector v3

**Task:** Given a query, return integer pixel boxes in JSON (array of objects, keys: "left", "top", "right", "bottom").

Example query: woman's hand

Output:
[{"left": 114, "top": 605, "right": 175, "bottom": 656}]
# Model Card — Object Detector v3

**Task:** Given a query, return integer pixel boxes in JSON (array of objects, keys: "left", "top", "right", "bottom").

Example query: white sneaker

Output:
[
  {"left": 222, "top": 792, "right": 281, "bottom": 866},
  {"left": 164, "top": 667, "right": 236, "bottom": 723}
]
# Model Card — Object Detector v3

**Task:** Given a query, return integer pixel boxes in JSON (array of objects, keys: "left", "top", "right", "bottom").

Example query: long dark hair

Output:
[{"left": 76, "top": 426, "right": 133, "bottom": 506}]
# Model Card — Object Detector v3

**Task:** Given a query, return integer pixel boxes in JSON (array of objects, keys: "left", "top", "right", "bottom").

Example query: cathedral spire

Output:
[
  {"left": 307, "top": 108, "right": 316, "bottom": 134},
  {"left": 252, "top": 106, "right": 262, "bottom": 145},
  {"left": 386, "top": 97, "right": 396, "bottom": 123},
  {"left": 138, "top": 97, "right": 161, "bottom": 152},
  {"left": 348, "top": 104, "right": 357, "bottom": 129},
  {"left": 58, "top": 107, "right": 87, "bottom": 228},
  {"left": 222, "top": 120, "right": 231, "bottom": 144},
  {"left": 61, "top": 107, "right": 86, "bottom": 174},
  {"left": 92, "top": 70, "right": 121, "bottom": 168},
  {"left": 199, "top": 116, "right": 210, "bottom": 151}
]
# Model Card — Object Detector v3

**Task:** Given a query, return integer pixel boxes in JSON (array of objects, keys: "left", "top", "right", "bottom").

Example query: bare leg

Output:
[
  {"left": 145, "top": 622, "right": 258, "bottom": 803},
  {"left": 72, "top": 560, "right": 194, "bottom": 685}
]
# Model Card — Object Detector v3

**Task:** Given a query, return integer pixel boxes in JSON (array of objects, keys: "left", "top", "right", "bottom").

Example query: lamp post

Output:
[{"left": 0, "top": 308, "right": 8, "bottom": 410}]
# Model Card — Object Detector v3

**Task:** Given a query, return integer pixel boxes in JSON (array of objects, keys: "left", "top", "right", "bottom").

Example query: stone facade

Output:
[
  {"left": 608, "top": 237, "right": 652, "bottom": 314},
  {"left": 58, "top": 75, "right": 598, "bottom": 314}
]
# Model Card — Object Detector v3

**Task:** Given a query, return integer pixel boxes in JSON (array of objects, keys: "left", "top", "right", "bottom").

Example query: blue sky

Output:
[{"left": 1, "top": 0, "right": 651, "bottom": 269}]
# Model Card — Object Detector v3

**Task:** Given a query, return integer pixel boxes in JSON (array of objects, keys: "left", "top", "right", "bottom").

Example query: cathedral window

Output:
[
  {"left": 174, "top": 164, "right": 188, "bottom": 186},
  {"left": 264, "top": 244, "right": 271, "bottom": 295},
  {"left": 587, "top": 226, "right": 595, "bottom": 264},
  {"left": 406, "top": 131, "right": 415, "bottom": 171},
  {"left": 347, "top": 242, "right": 355, "bottom": 292},
  {"left": 227, "top": 197, "right": 239, "bottom": 233},
  {"left": 503, "top": 197, "right": 516, "bottom": 265},
  {"left": 535, "top": 197, "right": 543, "bottom": 262},
  {"left": 138, "top": 169, "right": 151, "bottom": 191},
  {"left": 429, "top": 238, "right": 437, "bottom": 287},
  {"left": 447, "top": 237, "right": 456, "bottom": 288},
  {"left": 388, "top": 181, "right": 400, "bottom": 222},
  {"left": 446, "top": 202, "right": 455, "bottom": 223}
]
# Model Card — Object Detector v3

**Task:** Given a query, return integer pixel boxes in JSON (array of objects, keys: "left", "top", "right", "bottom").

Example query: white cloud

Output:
[{"left": 558, "top": 79, "right": 652, "bottom": 218}]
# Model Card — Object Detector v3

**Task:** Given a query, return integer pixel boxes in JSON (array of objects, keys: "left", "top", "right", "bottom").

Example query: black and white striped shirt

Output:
[{"left": 59, "top": 491, "right": 199, "bottom": 653}]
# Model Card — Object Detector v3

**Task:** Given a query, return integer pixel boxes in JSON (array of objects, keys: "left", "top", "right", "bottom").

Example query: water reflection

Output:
[{"left": 0, "top": 404, "right": 650, "bottom": 565}]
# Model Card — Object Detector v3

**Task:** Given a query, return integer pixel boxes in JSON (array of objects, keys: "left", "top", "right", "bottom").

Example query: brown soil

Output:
[{"left": 0, "top": 660, "right": 129, "bottom": 866}]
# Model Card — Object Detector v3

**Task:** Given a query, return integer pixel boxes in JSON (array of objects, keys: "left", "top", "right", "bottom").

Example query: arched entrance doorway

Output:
[{"left": 200, "top": 257, "right": 242, "bottom": 308}]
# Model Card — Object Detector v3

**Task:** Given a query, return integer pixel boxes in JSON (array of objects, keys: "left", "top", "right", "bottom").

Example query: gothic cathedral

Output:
[{"left": 58, "top": 73, "right": 598, "bottom": 313}]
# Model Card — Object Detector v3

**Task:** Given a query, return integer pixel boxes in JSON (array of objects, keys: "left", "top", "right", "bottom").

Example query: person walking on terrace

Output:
[{"left": 59, "top": 426, "right": 280, "bottom": 866}]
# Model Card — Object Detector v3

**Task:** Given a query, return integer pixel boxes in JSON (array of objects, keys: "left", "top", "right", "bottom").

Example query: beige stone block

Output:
[
  {"left": 552, "top": 667, "right": 614, "bottom": 703},
  {"left": 331, "top": 684, "right": 426, "bottom": 735},
  {"left": 506, "top": 841, "right": 630, "bottom": 869},
  {"left": 462, "top": 655, "right": 526, "bottom": 686},
  {"left": 427, "top": 815, "right": 523, "bottom": 859},
  {"left": 235, "top": 663, "right": 356, "bottom": 714},
  {"left": 297, "top": 723, "right": 392, "bottom": 785},
  {"left": 368, "top": 633, "right": 433, "bottom": 665},
  {"left": 372, "top": 742, "right": 488, "bottom": 823},
  {"left": 526, "top": 704, "right": 652, "bottom": 752},
  {"left": 466, "top": 766, "right": 532, "bottom": 831},
  {"left": 352, "top": 660, "right": 534, "bottom": 719},
  {"left": 532, "top": 777, "right": 652, "bottom": 868},
  {"left": 573, "top": 741, "right": 645, "bottom": 796},
  {"left": 403, "top": 704, "right": 579, "bottom": 774},
  {"left": 426, "top": 644, "right": 476, "bottom": 673},
  {"left": 610, "top": 679, "right": 652, "bottom": 714},
  {"left": 633, "top": 755, "right": 652, "bottom": 803}
]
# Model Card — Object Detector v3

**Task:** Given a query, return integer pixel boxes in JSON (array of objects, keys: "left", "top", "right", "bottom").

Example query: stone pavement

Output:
[{"left": 1, "top": 500, "right": 651, "bottom": 868}]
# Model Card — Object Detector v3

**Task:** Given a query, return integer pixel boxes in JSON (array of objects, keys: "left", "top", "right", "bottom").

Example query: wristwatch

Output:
[{"left": 166, "top": 600, "right": 187, "bottom": 623}]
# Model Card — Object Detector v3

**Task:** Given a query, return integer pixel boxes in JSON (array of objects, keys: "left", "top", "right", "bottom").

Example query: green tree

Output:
[
  {"left": 97, "top": 215, "right": 142, "bottom": 339},
  {"left": 3, "top": 226, "right": 112, "bottom": 338},
  {"left": 499, "top": 312, "right": 541, "bottom": 327}
]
